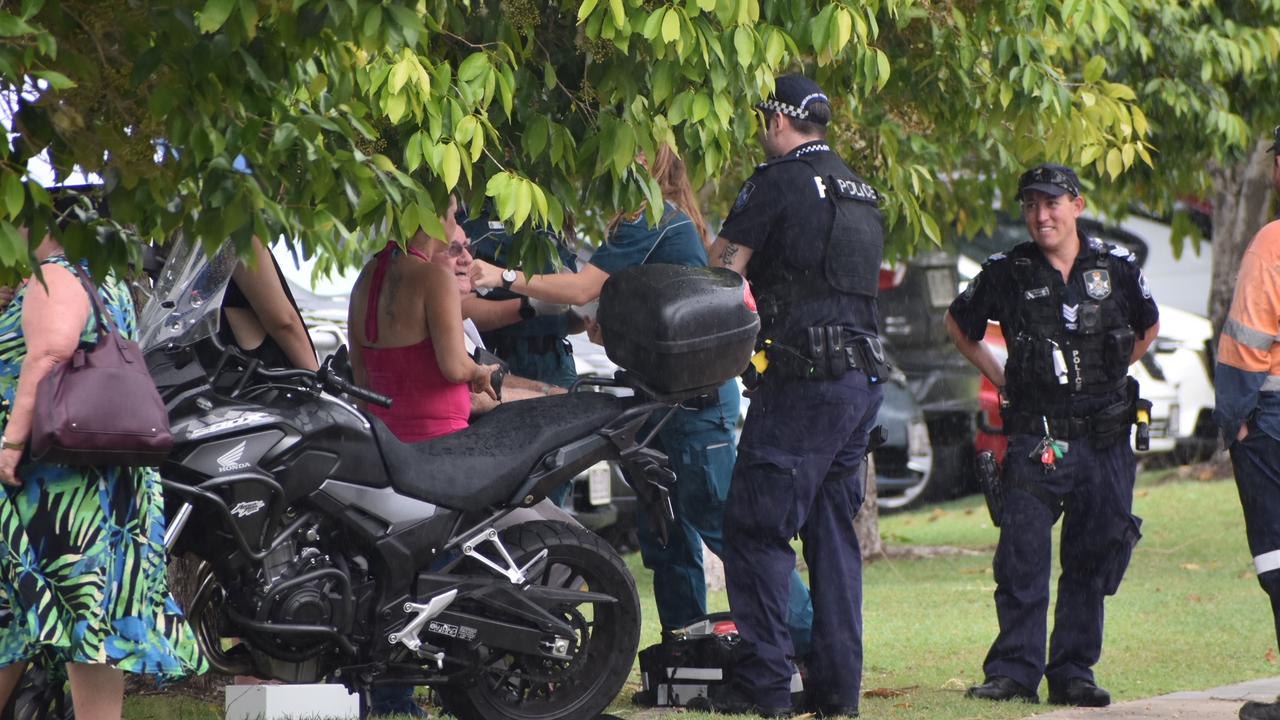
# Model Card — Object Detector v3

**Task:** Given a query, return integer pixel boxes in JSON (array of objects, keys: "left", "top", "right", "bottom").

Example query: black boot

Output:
[
  {"left": 1049, "top": 676, "right": 1111, "bottom": 702},
  {"left": 1048, "top": 678, "right": 1111, "bottom": 707},
  {"left": 1241, "top": 699, "right": 1280, "bottom": 720},
  {"left": 965, "top": 676, "right": 1040, "bottom": 703},
  {"left": 687, "top": 683, "right": 794, "bottom": 717}
]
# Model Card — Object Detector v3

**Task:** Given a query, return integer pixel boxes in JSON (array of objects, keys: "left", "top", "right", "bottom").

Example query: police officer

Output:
[
  {"left": 708, "top": 74, "right": 886, "bottom": 718},
  {"left": 945, "top": 164, "right": 1160, "bottom": 707}
]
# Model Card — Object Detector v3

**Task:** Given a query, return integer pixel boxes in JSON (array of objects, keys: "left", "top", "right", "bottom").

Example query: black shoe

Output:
[
  {"left": 630, "top": 688, "right": 656, "bottom": 707},
  {"left": 686, "top": 683, "right": 794, "bottom": 717},
  {"left": 1241, "top": 700, "right": 1280, "bottom": 720},
  {"left": 1048, "top": 678, "right": 1111, "bottom": 707},
  {"left": 812, "top": 704, "right": 859, "bottom": 718},
  {"left": 965, "top": 676, "right": 1040, "bottom": 703}
]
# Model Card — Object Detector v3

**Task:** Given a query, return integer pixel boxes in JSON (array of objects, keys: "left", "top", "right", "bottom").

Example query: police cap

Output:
[
  {"left": 1017, "top": 163, "right": 1081, "bottom": 201},
  {"left": 756, "top": 75, "right": 830, "bottom": 125}
]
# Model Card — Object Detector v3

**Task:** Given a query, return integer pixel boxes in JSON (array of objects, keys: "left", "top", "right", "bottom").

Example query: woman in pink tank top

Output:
[{"left": 347, "top": 201, "right": 497, "bottom": 443}]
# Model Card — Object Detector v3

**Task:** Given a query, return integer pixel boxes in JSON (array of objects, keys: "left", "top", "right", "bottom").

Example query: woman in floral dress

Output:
[{"left": 0, "top": 231, "right": 205, "bottom": 719}]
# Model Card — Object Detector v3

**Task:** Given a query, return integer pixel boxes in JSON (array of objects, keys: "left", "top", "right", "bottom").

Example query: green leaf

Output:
[
  {"left": 661, "top": 9, "right": 680, "bottom": 44},
  {"left": 697, "top": 0, "right": 715, "bottom": 11},
  {"left": 1, "top": 174, "right": 23, "bottom": 219},
  {"left": 389, "top": 60, "right": 412, "bottom": 95},
  {"left": 543, "top": 61, "right": 557, "bottom": 91},
  {"left": 734, "top": 26, "right": 754, "bottom": 68},
  {"left": 0, "top": 222, "right": 21, "bottom": 268},
  {"left": 577, "top": 0, "right": 599, "bottom": 24},
  {"left": 834, "top": 8, "right": 852, "bottom": 53},
  {"left": 513, "top": 179, "right": 533, "bottom": 228},
  {"left": 32, "top": 70, "right": 74, "bottom": 90},
  {"left": 0, "top": 12, "right": 36, "bottom": 37},
  {"left": 609, "top": 0, "right": 625, "bottom": 29},
  {"left": 874, "top": 48, "right": 891, "bottom": 90},
  {"left": 1105, "top": 147, "right": 1122, "bottom": 179},
  {"left": 691, "top": 93, "right": 711, "bottom": 122},
  {"left": 197, "top": 0, "right": 237, "bottom": 33},
  {"left": 362, "top": 6, "right": 382, "bottom": 40},
  {"left": 441, "top": 142, "right": 461, "bottom": 190},
  {"left": 525, "top": 117, "right": 549, "bottom": 160},
  {"left": 458, "top": 53, "right": 489, "bottom": 84},
  {"left": 1083, "top": 55, "right": 1106, "bottom": 83},
  {"left": 271, "top": 123, "right": 298, "bottom": 151}
]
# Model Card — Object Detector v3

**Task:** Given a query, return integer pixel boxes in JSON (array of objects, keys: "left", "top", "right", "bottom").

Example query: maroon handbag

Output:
[{"left": 29, "top": 264, "right": 172, "bottom": 467}]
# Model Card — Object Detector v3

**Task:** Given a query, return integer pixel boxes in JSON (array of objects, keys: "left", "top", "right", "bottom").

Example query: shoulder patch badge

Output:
[
  {"left": 1139, "top": 270, "right": 1151, "bottom": 299},
  {"left": 1109, "top": 245, "right": 1132, "bottom": 260},
  {"left": 1084, "top": 269, "right": 1112, "bottom": 299},
  {"left": 734, "top": 181, "right": 756, "bottom": 212}
]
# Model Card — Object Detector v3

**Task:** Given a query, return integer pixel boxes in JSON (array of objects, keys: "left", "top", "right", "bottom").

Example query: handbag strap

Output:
[{"left": 61, "top": 261, "right": 120, "bottom": 340}]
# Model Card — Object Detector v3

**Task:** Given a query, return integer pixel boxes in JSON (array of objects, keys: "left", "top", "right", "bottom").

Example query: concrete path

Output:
[{"left": 1030, "top": 676, "right": 1280, "bottom": 719}]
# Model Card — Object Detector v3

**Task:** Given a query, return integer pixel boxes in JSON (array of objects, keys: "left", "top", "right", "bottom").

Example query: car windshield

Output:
[{"left": 137, "top": 236, "right": 239, "bottom": 353}]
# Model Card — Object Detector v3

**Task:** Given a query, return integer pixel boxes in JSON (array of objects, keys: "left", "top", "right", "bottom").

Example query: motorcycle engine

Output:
[{"left": 240, "top": 527, "right": 348, "bottom": 681}]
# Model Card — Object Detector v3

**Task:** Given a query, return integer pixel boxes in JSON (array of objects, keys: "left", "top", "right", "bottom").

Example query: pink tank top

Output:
[{"left": 361, "top": 244, "right": 470, "bottom": 442}]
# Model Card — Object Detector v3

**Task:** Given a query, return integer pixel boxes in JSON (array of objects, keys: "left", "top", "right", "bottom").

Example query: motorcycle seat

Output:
[{"left": 371, "top": 392, "right": 627, "bottom": 512}]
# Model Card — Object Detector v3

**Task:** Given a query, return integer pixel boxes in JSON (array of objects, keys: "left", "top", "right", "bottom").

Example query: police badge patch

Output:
[
  {"left": 733, "top": 182, "right": 756, "bottom": 212},
  {"left": 1084, "top": 269, "right": 1111, "bottom": 299},
  {"left": 1138, "top": 270, "right": 1151, "bottom": 299}
]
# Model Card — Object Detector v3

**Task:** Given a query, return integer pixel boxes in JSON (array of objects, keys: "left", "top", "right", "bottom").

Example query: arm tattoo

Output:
[{"left": 719, "top": 242, "right": 741, "bottom": 267}]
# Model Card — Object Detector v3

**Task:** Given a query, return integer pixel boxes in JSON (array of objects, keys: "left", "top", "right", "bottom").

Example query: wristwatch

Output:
[
  {"left": 518, "top": 296, "right": 536, "bottom": 321},
  {"left": 1, "top": 435, "right": 24, "bottom": 451},
  {"left": 501, "top": 268, "right": 518, "bottom": 290}
]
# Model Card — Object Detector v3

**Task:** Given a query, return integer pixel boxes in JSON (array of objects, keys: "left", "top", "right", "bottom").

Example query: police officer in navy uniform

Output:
[
  {"left": 945, "top": 164, "right": 1160, "bottom": 707},
  {"left": 709, "top": 74, "right": 887, "bottom": 718}
]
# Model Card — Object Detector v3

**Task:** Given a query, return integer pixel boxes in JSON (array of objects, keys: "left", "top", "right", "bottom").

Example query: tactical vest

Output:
[
  {"left": 1003, "top": 242, "right": 1135, "bottom": 406},
  {"left": 753, "top": 148, "right": 885, "bottom": 332}
]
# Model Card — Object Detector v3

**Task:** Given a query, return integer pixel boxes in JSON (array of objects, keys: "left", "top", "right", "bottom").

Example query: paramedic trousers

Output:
[{"left": 636, "top": 380, "right": 814, "bottom": 654}]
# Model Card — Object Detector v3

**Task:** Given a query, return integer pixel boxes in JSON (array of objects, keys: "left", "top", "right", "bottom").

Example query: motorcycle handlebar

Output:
[
  {"left": 320, "top": 366, "right": 393, "bottom": 409},
  {"left": 208, "top": 336, "right": 393, "bottom": 409}
]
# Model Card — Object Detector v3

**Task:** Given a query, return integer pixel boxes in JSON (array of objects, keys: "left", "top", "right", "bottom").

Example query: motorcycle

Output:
[{"left": 5, "top": 238, "right": 761, "bottom": 720}]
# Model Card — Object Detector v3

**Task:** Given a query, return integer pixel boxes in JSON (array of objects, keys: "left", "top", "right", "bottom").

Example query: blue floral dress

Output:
[{"left": 0, "top": 256, "right": 205, "bottom": 680}]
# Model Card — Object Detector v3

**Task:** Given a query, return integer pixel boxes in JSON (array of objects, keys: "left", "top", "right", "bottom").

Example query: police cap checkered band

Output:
[
  {"left": 1017, "top": 163, "right": 1081, "bottom": 200},
  {"left": 755, "top": 75, "right": 829, "bottom": 124}
]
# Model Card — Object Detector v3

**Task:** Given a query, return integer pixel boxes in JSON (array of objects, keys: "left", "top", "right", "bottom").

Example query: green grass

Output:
[{"left": 125, "top": 470, "right": 1276, "bottom": 720}]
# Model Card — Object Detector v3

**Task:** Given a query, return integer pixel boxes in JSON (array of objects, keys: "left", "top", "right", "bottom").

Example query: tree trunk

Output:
[
  {"left": 1209, "top": 139, "right": 1275, "bottom": 339},
  {"left": 855, "top": 453, "right": 882, "bottom": 559}
]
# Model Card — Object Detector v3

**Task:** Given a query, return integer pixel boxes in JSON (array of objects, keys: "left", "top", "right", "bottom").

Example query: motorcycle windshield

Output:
[{"left": 138, "top": 236, "right": 240, "bottom": 353}]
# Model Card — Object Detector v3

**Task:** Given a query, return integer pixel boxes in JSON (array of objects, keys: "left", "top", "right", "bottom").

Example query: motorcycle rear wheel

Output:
[{"left": 435, "top": 521, "right": 639, "bottom": 720}]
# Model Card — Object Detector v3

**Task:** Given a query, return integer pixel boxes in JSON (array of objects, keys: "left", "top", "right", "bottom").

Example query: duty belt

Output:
[
  {"left": 1002, "top": 399, "right": 1134, "bottom": 445},
  {"left": 759, "top": 327, "right": 887, "bottom": 383}
]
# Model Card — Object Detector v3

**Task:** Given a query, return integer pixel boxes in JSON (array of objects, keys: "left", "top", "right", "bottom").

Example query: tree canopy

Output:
[{"left": 2, "top": 0, "right": 1268, "bottom": 283}]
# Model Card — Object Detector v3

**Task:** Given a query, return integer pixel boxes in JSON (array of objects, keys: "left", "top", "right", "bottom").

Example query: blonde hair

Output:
[{"left": 608, "top": 144, "right": 710, "bottom": 250}]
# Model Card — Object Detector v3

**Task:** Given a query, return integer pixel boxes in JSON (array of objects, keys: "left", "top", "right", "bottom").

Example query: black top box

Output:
[{"left": 598, "top": 264, "right": 760, "bottom": 397}]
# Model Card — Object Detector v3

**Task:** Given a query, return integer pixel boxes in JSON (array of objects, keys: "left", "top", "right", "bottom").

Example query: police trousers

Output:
[
  {"left": 723, "top": 372, "right": 882, "bottom": 710},
  {"left": 984, "top": 433, "right": 1141, "bottom": 692},
  {"left": 637, "top": 380, "right": 814, "bottom": 655},
  {"left": 1228, "top": 422, "right": 1280, "bottom": 649}
]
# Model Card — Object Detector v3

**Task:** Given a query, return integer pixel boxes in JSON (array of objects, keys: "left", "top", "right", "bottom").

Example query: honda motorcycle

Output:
[{"left": 5, "top": 239, "right": 757, "bottom": 720}]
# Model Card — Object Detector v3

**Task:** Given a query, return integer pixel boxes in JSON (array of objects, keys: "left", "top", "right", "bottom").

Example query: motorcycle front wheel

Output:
[{"left": 435, "top": 521, "right": 640, "bottom": 720}]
